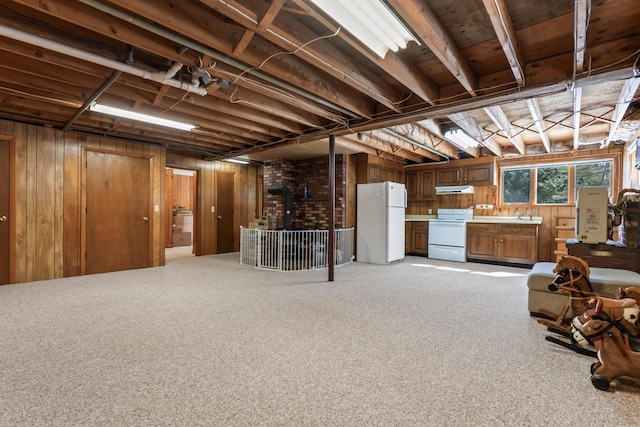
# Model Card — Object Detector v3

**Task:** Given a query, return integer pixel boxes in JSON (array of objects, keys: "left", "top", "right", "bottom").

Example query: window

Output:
[
  {"left": 502, "top": 169, "right": 530, "bottom": 203},
  {"left": 536, "top": 165, "right": 568, "bottom": 204},
  {"left": 575, "top": 162, "right": 611, "bottom": 201},
  {"left": 501, "top": 159, "right": 612, "bottom": 205}
]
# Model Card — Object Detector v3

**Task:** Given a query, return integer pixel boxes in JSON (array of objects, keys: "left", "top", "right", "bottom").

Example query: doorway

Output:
[
  {"left": 166, "top": 167, "right": 197, "bottom": 259},
  {"left": 216, "top": 170, "right": 235, "bottom": 253},
  {"left": 0, "top": 138, "right": 10, "bottom": 284},
  {"left": 83, "top": 149, "right": 152, "bottom": 274}
]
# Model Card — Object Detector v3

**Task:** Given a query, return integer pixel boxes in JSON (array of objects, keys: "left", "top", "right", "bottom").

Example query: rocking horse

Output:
[
  {"left": 537, "top": 255, "right": 595, "bottom": 334},
  {"left": 572, "top": 313, "right": 640, "bottom": 391}
]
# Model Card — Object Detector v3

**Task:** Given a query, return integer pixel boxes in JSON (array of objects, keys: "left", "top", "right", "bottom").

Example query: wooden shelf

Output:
[{"left": 554, "top": 216, "right": 575, "bottom": 261}]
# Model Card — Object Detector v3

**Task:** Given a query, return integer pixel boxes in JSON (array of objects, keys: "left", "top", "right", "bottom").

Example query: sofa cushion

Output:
[{"left": 527, "top": 262, "right": 640, "bottom": 316}]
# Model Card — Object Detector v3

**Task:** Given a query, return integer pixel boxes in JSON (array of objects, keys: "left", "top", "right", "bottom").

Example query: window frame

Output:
[{"left": 498, "top": 154, "right": 618, "bottom": 206}]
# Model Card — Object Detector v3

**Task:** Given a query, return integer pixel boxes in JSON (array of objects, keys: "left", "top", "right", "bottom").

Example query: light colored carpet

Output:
[{"left": 1, "top": 254, "right": 638, "bottom": 426}]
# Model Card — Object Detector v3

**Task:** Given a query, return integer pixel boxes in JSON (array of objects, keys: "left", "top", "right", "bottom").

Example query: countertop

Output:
[{"left": 405, "top": 215, "right": 542, "bottom": 225}]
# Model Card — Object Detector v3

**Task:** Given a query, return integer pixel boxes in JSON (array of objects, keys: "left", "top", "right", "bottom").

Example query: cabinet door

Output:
[
  {"left": 411, "top": 222, "right": 429, "bottom": 255},
  {"left": 464, "top": 163, "right": 493, "bottom": 185},
  {"left": 436, "top": 167, "right": 461, "bottom": 185},
  {"left": 499, "top": 225, "right": 537, "bottom": 264},
  {"left": 406, "top": 171, "right": 419, "bottom": 200},
  {"left": 419, "top": 170, "right": 435, "bottom": 200},
  {"left": 466, "top": 224, "right": 498, "bottom": 260},
  {"left": 368, "top": 164, "right": 380, "bottom": 182}
]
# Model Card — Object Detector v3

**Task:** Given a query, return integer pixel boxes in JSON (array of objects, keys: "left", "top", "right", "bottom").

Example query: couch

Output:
[{"left": 527, "top": 262, "right": 640, "bottom": 318}]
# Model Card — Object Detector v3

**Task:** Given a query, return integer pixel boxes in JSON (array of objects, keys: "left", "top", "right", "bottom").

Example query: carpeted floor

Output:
[{"left": 1, "top": 254, "right": 638, "bottom": 426}]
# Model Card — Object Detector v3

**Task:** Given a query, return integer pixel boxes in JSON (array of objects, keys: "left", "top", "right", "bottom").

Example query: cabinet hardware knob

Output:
[
  {"left": 142, "top": 216, "right": 149, "bottom": 222},
  {"left": 514, "top": 227, "right": 520, "bottom": 232},
  {"left": 0, "top": 215, "right": 6, "bottom": 222},
  {"left": 217, "top": 216, "right": 223, "bottom": 219}
]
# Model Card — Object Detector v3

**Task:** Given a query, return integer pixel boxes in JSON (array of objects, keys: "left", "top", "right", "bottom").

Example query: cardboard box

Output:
[
  {"left": 174, "top": 214, "right": 193, "bottom": 233},
  {"left": 173, "top": 231, "right": 192, "bottom": 246}
]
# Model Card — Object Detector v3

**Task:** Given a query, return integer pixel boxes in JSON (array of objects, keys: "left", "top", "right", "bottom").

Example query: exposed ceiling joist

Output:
[
  {"left": 481, "top": 0, "right": 524, "bottom": 86},
  {"left": 0, "top": 0, "right": 637, "bottom": 163}
]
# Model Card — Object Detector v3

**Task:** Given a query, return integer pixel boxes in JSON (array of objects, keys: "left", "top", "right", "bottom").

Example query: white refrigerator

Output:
[{"left": 356, "top": 181, "right": 407, "bottom": 264}]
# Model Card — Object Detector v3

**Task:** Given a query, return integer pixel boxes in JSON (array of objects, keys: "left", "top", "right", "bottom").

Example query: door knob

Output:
[
  {"left": 142, "top": 216, "right": 149, "bottom": 222},
  {"left": 0, "top": 215, "right": 6, "bottom": 222},
  {"left": 217, "top": 216, "right": 223, "bottom": 219}
]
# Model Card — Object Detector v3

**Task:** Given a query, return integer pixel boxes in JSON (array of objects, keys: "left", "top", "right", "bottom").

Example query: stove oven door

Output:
[{"left": 428, "top": 220, "right": 467, "bottom": 262}]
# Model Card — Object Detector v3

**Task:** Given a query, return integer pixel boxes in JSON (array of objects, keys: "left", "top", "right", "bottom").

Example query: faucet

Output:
[{"left": 515, "top": 210, "right": 520, "bottom": 220}]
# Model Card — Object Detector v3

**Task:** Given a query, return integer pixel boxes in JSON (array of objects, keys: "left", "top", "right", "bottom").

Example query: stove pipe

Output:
[{"left": 267, "top": 185, "right": 292, "bottom": 229}]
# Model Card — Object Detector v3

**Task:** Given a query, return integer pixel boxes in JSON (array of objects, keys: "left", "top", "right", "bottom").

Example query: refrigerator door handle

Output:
[{"left": 403, "top": 187, "right": 408, "bottom": 208}]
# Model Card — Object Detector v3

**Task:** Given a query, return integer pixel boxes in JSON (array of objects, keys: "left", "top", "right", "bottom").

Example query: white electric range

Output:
[{"left": 428, "top": 208, "right": 474, "bottom": 262}]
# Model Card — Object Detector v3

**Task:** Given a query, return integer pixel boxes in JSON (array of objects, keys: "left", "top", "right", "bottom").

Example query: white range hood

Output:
[{"left": 435, "top": 185, "right": 475, "bottom": 195}]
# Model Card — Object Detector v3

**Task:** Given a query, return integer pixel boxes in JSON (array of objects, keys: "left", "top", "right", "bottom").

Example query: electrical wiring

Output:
[{"left": 229, "top": 27, "right": 342, "bottom": 86}]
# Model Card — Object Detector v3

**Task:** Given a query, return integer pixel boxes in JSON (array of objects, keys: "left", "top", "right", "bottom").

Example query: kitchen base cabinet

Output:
[
  {"left": 466, "top": 224, "right": 498, "bottom": 260},
  {"left": 467, "top": 223, "right": 538, "bottom": 265},
  {"left": 409, "top": 222, "right": 428, "bottom": 255}
]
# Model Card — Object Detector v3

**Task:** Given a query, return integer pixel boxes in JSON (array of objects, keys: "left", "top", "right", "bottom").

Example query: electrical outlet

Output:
[{"left": 428, "top": 208, "right": 433, "bottom": 214}]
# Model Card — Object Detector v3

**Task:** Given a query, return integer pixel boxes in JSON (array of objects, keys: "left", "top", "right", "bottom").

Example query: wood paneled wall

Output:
[
  {"left": 172, "top": 173, "right": 195, "bottom": 211},
  {"left": 1, "top": 118, "right": 260, "bottom": 284},
  {"left": 166, "top": 153, "right": 260, "bottom": 255},
  {"left": 406, "top": 147, "right": 625, "bottom": 263}
]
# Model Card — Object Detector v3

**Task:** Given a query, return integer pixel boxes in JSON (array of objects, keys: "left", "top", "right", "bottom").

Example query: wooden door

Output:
[
  {"left": 0, "top": 140, "right": 10, "bottom": 284},
  {"left": 165, "top": 168, "right": 174, "bottom": 248},
  {"left": 215, "top": 171, "right": 235, "bottom": 253},
  {"left": 85, "top": 150, "right": 151, "bottom": 274}
]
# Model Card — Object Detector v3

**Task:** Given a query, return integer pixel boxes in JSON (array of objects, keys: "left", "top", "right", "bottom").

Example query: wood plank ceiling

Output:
[{"left": 0, "top": 0, "right": 638, "bottom": 164}]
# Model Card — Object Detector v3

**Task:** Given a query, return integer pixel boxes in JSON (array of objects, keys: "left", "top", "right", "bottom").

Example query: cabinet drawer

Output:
[
  {"left": 499, "top": 225, "right": 537, "bottom": 235},
  {"left": 467, "top": 223, "right": 498, "bottom": 233},
  {"left": 412, "top": 222, "right": 428, "bottom": 230}
]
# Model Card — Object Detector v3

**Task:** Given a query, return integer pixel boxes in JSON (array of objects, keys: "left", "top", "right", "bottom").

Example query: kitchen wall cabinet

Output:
[
  {"left": 406, "top": 170, "right": 435, "bottom": 201},
  {"left": 409, "top": 221, "right": 429, "bottom": 255},
  {"left": 436, "top": 162, "right": 493, "bottom": 186},
  {"left": 355, "top": 153, "right": 404, "bottom": 184},
  {"left": 467, "top": 223, "right": 538, "bottom": 265}
]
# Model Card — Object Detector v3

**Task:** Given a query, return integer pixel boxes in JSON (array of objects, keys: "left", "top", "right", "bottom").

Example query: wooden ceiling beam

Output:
[
  {"left": 448, "top": 113, "right": 502, "bottom": 156},
  {"left": 526, "top": 98, "right": 551, "bottom": 153},
  {"left": 340, "top": 134, "right": 424, "bottom": 163},
  {"left": 574, "top": 0, "right": 589, "bottom": 74},
  {"left": 388, "top": 123, "right": 460, "bottom": 160},
  {"left": 606, "top": 77, "right": 640, "bottom": 146},
  {"left": 368, "top": 129, "right": 441, "bottom": 162},
  {"left": 572, "top": 87, "right": 582, "bottom": 150},
  {"left": 201, "top": 0, "right": 405, "bottom": 112},
  {"left": 386, "top": 0, "right": 478, "bottom": 96},
  {"left": 483, "top": 105, "right": 525, "bottom": 154},
  {"left": 232, "top": 0, "right": 286, "bottom": 56},
  {"left": 289, "top": 0, "right": 439, "bottom": 106},
  {"left": 481, "top": 0, "right": 524, "bottom": 86},
  {"left": 100, "top": 0, "right": 377, "bottom": 119}
]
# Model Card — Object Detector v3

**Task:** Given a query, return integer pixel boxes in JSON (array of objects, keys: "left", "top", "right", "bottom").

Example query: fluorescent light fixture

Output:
[
  {"left": 90, "top": 103, "right": 195, "bottom": 131},
  {"left": 226, "top": 157, "right": 250, "bottom": 165},
  {"left": 444, "top": 129, "right": 479, "bottom": 149},
  {"left": 308, "top": 0, "right": 417, "bottom": 58}
]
